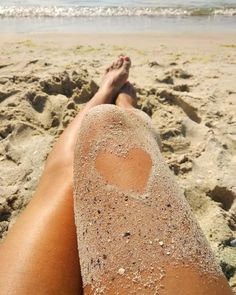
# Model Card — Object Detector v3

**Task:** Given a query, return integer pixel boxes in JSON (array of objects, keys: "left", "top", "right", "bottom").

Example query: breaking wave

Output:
[{"left": 0, "top": 6, "right": 236, "bottom": 18}]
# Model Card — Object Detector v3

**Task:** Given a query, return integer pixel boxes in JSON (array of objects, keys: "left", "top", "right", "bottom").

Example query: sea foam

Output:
[{"left": 0, "top": 6, "right": 236, "bottom": 18}]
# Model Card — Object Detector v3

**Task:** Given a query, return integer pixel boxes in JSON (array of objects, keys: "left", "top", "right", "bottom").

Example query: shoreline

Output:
[
  {"left": 1, "top": 31, "right": 236, "bottom": 47},
  {"left": 0, "top": 15, "right": 236, "bottom": 34}
]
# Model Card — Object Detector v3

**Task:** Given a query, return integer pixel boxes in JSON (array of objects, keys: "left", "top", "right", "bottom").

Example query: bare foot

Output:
[
  {"left": 115, "top": 81, "right": 137, "bottom": 109},
  {"left": 98, "top": 56, "right": 131, "bottom": 103}
]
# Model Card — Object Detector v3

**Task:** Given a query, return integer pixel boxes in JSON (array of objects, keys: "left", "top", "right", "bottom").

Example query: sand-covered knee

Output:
[{"left": 95, "top": 148, "right": 152, "bottom": 194}]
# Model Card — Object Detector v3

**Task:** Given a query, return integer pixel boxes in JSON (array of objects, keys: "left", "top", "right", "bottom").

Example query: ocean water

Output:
[{"left": 0, "top": 0, "right": 236, "bottom": 33}]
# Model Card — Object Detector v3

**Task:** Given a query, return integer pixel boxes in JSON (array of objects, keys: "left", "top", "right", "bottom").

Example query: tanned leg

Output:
[
  {"left": 73, "top": 85, "right": 233, "bottom": 294},
  {"left": 0, "top": 57, "right": 131, "bottom": 295}
]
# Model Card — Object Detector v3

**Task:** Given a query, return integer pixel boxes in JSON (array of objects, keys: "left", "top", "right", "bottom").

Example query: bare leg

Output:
[
  {"left": 73, "top": 86, "right": 233, "bottom": 294},
  {"left": 117, "top": 82, "right": 162, "bottom": 150},
  {"left": 115, "top": 81, "right": 138, "bottom": 109},
  {"left": 0, "top": 57, "right": 131, "bottom": 295}
]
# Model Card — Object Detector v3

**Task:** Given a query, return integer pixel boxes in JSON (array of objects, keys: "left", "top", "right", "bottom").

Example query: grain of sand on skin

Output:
[{"left": 73, "top": 105, "right": 230, "bottom": 295}]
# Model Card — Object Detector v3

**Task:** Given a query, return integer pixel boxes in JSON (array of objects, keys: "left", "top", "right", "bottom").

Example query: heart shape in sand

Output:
[{"left": 95, "top": 148, "right": 152, "bottom": 194}]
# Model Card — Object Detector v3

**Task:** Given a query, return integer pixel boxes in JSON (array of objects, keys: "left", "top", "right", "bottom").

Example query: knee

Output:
[
  {"left": 82, "top": 104, "right": 129, "bottom": 130},
  {"left": 82, "top": 105, "right": 162, "bottom": 151},
  {"left": 78, "top": 104, "right": 160, "bottom": 153},
  {"left": 44, "top": 140, "right": 75, "bottom": 183}
]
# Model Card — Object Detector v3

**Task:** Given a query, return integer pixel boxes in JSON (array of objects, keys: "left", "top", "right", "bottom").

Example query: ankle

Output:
[
  {"left": 89, "top": 88, "right": 114, "bottom": 106},
  {"left": 116, "top": 96, "right": 136, "bottom": 109}
]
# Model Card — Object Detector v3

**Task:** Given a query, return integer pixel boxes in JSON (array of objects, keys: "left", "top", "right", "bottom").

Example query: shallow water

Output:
[{"left": 0, "top": 0, "right": 236, "bottom": 33}]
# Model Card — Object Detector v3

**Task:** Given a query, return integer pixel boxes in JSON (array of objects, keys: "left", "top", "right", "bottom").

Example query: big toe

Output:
[{"left": 122, "top": 56, "right": 131, "bottom": 72}]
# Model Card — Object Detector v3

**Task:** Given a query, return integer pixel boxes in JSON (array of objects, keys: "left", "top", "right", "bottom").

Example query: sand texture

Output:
[{"left": 0, "top": 33, "right": 235, "bottom": 292}]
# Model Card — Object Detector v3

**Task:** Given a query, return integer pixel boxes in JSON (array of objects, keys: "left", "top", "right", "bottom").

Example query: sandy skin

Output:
[{"left": 74, "top": 102, "right": 233, "bottom": 295}]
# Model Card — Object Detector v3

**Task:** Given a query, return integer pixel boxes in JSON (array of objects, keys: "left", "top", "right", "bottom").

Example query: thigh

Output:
[
  {"left": 0, "top": 169, "right": 83, "bottom": 295},
  {"left": 73, "top": 105, "right": 233, "bottom": 295}
]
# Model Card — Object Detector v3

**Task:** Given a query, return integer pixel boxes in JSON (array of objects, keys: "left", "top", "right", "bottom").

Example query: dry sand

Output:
[{"left": 0, "top": 32, "right": 236, "bottom": 292}]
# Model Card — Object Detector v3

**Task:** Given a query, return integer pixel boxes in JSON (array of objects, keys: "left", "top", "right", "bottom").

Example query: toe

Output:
[
  {"left": 106, "top": 57, "right": 125, "bottom": 73},
  {"left": 114, "top": 57, "right": 123, "bottom": 69},
  {"left": 122, "top": 56, "right": 131, "bottom": 71},
  {"left": 117, "top": 57, "right": 124, "bottom": 68},
  {"left": 114, "top": 61, "right": 119, "bottom": 69},
  {"left": 105, "top": 62, "right": 114, "bottom": 73},
  {"left": 111, "top": 62, "right": 116, "bottom": 70}
]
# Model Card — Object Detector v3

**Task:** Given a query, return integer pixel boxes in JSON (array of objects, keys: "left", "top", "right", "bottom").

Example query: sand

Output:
[{"left": 0, "top": 32, "right": 235, "bottom": 292}]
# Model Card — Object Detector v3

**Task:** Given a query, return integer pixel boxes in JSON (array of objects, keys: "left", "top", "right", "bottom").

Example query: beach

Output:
[{"left": 0, "top": 30, "right": 236, "bottom": 292}]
